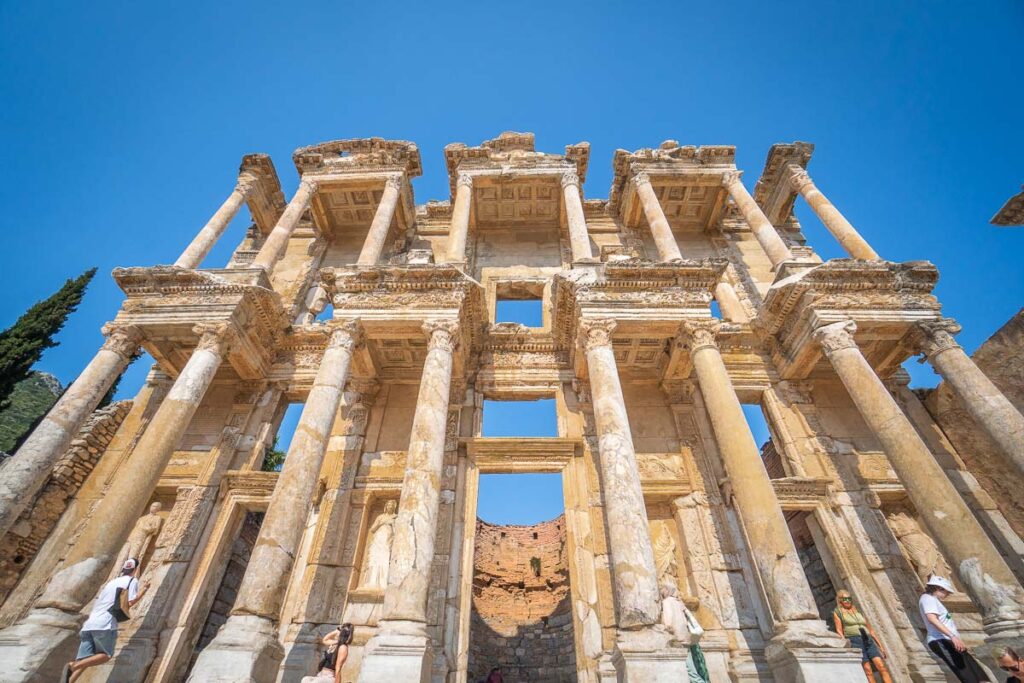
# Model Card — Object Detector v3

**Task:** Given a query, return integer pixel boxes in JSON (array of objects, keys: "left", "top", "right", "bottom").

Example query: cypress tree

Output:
[{"left": 0, "top": 268, "right": 97, "bottom": 409}]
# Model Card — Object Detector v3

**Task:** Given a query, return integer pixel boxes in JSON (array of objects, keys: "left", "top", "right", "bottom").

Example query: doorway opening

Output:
[{"left": 785, "top": 510, "right": 838, "bottom": 621}]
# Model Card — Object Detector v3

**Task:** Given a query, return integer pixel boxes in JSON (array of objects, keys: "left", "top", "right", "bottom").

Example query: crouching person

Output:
[{"left": 62, "top": 558, "right": 149, "bottom": 683}]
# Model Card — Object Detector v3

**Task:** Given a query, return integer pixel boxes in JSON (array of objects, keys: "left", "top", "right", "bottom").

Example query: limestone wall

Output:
[{"left": 468, "top": 516, "right": 576, "bottom": 683}]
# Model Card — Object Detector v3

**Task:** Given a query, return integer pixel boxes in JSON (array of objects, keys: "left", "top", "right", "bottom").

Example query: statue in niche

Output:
[
  {"left": 361, "top": 500, "right": 398, "bottom": 590},
  {"left": 653, "top": 524, "right": 680, "bottom": 587},
  {"left": 887, "top": 510, "right": 952, "bottom": 584},
  {"left": 125, "top": 501, "right": 164, "bottom": 569}
]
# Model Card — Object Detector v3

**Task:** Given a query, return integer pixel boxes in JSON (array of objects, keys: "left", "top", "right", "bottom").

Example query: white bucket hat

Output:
[{"left": 926, "top": 575, "right": 955, "bottom": 593}]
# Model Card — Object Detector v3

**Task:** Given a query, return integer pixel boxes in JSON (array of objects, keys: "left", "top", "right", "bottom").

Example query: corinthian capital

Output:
[
  {"left": 720, "top": 170, "right": 742, "bottom": 187},
  {"left": 633, "top": 171, "right": 652, "bottom": 188},
  {"left": 560, "top": 172, "right": 580, "bottom": 190},
  {"left": 192, "top": 322, "right": 236, "bottom": 357},
  {"left": 298, "top": 178, "right": 320, "bottom": 194},
  {"left": 384, "top": 173, "right": 404, "bottom": 191},
  {"left": 578, "top": 318, "right": 617, "bottom": 353},
  {"left": 456, "top": 173, "right": 474, "bottom": 189},
  {"left": 423, "top": 320, "right": 460, "bottom": 353},
  {"left": 911, "top": 318, "right": 962, "bottom": 358},
  {"left": 328, "top": 319, "right": 364, "bottom": 351},
  {"left": 100, "top": 323, "right": 143, "bottom": 359},
  {"left": 679, "top": 319, "right": 722, "bottom": 353},
  {"left": 785, "top": 165, "right": 814, "bottom": 192},
  {"left": 812, "top": 320, "right": 858, "bottom": 354}
]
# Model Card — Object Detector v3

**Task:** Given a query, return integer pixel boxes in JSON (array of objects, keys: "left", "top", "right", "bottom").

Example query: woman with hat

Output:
[
  {"left": 832, "top": 589, "right": 893, "bottom": 683},
  {"left": 920, "top": 575, "right": 992, "bottom": 682}
]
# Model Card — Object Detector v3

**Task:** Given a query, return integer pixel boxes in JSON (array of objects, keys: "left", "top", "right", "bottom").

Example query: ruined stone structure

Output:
[{"left": 0, "top": 132, "right": 1022, "bottom": 683}]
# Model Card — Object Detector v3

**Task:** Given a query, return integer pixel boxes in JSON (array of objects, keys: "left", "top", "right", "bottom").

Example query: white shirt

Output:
[
  {"left": 82, "top": 575, "right": 138, "bottom": 631},
  {"left": 919, "top": 592, "right": 958, "bottom": 643}
]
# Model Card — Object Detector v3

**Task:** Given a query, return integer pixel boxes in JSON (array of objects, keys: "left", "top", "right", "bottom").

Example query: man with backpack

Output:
[{"left": 62, "top": 557, "right": 149, "bottom": 683}]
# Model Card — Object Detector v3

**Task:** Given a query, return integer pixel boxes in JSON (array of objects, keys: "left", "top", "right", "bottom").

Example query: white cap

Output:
[
  {"left": 122, "top": 558, "right": 139, "bottom": 572},
  {"left": 926, "top": 575, "right": 955, "bottom": 593}
]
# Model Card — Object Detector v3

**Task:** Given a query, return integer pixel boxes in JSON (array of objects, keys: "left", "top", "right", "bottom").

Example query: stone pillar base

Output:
[
  {"left": 602, "top": 628, "right": 689, "bottom": 682},
  {"left": 80, "top": 632, "right": 157, "bottom": 683},
  {"left": 356, "top": 620, "right": 434, "bottom": 683},
  {"left": 0, "top": 607, "right": 81, "bottom": 683},
  {"left": 764, "top": 626, "right": 865, "bottom": 683},
  {"left": 186, "top": 614, "right": 284, "bottom": 683}
]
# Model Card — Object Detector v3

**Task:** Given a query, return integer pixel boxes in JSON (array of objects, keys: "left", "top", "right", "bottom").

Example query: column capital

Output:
[
  {"left": 384, "top": 173, "right": 404, "bottom": 191},
  {"left": 911, "top": 318, "right": 962, "bottom": 358},
  {"left": 456, "top": 172, "right": 474, "bottom": 189},
  {"left": 328, "top": 319, "right": 364, "bottom": 351},
  {"left": 578, "top": 318, "right": 617, "bottom": 352},
  {"left": 298, "top": 177, "right": 320, "bottom": 193},
  {"left": 812, "top": 320, "right": 858, "bottom": 354},
  {"left": 560, "top": 171, "right": 581, "bottom": 189},
  {"left": 785, "top": 164, "right": 814, "bottom": 193},
  {"left": 192, "top": 322, "right": 237, "bottom": 357},
  {"left": 423, "top": 320, "right": 460, "bottom": 352},
  {"left": 720, "top": 170, "right": 743, "bottom": 187},
  {"left": 100, "top": 323, "right": 143, "bottom": 358},
  {"left": 678, "top": 319, "right": 722, "bottom": 354},
  {"left": 633, "top": 171, "right": 652, "bottom": 188}
]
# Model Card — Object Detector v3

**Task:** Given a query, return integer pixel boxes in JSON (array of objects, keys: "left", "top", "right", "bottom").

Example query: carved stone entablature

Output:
[
  {"left": 770, "top": 476, "right": 833, "bottom": 509},
  {"left": 467, "top": 437, "right": 579, "bottom": 473},
  {"left": 111, "top": 266, "right": 289, "bottom": 380},
  {"left": 221, "top": 470, "right": 280, "bottom": 500},
  {"left": 442, "top": 131, "right": 589, "bottom": 198},
  {"left": 608, "top": 142, "right": 735, "bottom": 218},
  {"left": 758, "top": 259, "right": 941, "bottom": 380},
  {"left": 291, "top": 138, "right": 422, "bottom": 179},
  {"left": 238, "top": 153, "right": 287, "bottom": 235},
  {"left": 751, "top": 141, "right": 814, "bottom": 226},
  {"left": 991, "top": 184, "right": 1024, "bottom": 226},
  {"left": 637, "top": 452, "right": 691, "bottom": 499}
]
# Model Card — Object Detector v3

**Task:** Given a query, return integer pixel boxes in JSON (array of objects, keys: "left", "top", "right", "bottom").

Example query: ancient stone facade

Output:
[{"left": 0, "top": 132, "right": 1022, "bottom": 683}]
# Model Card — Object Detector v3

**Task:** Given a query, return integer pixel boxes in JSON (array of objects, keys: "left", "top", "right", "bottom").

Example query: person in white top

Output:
[
  {"left": 62, "top": 558, "right": 149, "bottom": 683},
  {"left": 919, "top": 575, "right": 992, "bottom": 683}
]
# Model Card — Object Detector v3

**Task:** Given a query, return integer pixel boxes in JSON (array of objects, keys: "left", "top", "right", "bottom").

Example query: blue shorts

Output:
[
  {"left": 77, "top": 630, "right": 117, "bottom": 659},
  {"left": 849, "top": 634, "right": 882, "bottom": 663}
]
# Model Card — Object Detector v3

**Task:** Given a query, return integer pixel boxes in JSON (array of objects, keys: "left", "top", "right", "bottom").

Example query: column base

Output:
[
  {"left": 764, "top": 622, "right": 864, "bottom": 683},
  {"left": 276, "top": 622, "right": 322, "bottom": 683},
  {"left": 0, "top": 607, "right": 82, "bottom": 683},
  {"left": 186, "top": 614, "right": 284, "bottom": 683},
  {"left": 598, "top": 627, "right": 689, "bottom": 682},
  {"left": 80, "top": 631, "right": 158, "bottom": 683},
  {"left": 356, "top": 620, "right": 433, "bottom": 683}
]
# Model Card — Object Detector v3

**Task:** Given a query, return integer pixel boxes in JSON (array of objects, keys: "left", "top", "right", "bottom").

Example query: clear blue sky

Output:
[{"left": 2, "top": 1, "right": 1021, "bottom": 522}]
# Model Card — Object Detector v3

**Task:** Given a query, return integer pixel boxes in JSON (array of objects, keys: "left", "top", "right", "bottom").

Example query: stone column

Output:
[
  {"left": 357, "top": 174, "right": 403, "bottom": 266},
  {"left": 681, "top": 320, "right": 862, "bottom": 681},
  {"left": 188, "top": 322, "right": 361, "bottom": 682},
  {"left": 561, "top": 171, "right": 595, "bottom": 262},
  {"left": 786, "top": 166, "right": 880, "bottom": 260},
  {"left": 445, "top": 173, "right": 473, "bottom": 263},
  {"left": 714, "top": 280, "right": 748, "bottom": 323},
  {"left": 633, "top": 172, "right": 683, "bottom": 262},
  {"left": 720, "top": 171, "right": 793, "bottom": 269},
  {"left": 358, "top": 320, "right": 459, "bottom": 683},
  {"left": 252, "top": 178, "right": 318, "bottom": 272},
  {"left": 0, "top": 323, "right": 142, "bottom": 537},
  {"left": 913, "top": 318, "right": 1024, "bottom": 478},
  {"left": 174, "top": 176, "right": 257, "bottom": 269},
  {"left": 0, "top": 323, "right": 233, "bottom": 683},
  {"left": 814, "top": 320, "right": 1024, "bottom": 631}
]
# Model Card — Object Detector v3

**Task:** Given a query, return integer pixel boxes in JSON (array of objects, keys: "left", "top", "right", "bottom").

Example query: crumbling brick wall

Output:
[
  {"left": 0, "top": 400, "right": 132, "bottom": 601},
  {"left": 468, "top": 516, "right": 576, "bottom": 683}
]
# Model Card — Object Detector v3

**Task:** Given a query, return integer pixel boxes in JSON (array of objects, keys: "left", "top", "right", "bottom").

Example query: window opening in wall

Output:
[
  {"left": 710, "top": 300, "right": 722, "bottom": 319},
  {"left": 482, "top": 399, "right": 557, "bottom": 437},
  {"left": 495, "top": 298, "right": 542, "bottom": 326},
  {"left": 315, "top": 303, "right": 334, "bottom": 322},
  {"left": 470, "top": 472, "right": 575, "bottom": 681},
  {"left": 262, "top": 402, "right": 304, "bottom": 472}
]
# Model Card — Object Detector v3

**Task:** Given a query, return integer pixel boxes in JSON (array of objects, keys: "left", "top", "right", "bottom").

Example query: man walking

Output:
[{"left": 62, "top": 558, "right": 149, "bottom": 682}]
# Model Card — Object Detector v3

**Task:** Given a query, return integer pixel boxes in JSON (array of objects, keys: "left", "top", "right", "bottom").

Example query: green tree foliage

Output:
[
  {"left": 0, "top": 372, "right": 62, "bottom": 453},
  {"left": 261, "top": 435, "right": 287, "bottom": 472},
  {"left": 0, "top": 268, "right": 97, "bottom": 410}
]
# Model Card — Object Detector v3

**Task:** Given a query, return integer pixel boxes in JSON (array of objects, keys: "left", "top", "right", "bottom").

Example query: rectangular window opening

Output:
[
  {"left": 482, "top": 398, "right": 558, "bottom": 437},
  {"left": 493, "top": 280, "right": 546, "bottom": 327},
  {"left": 263, "top": 402, "right": 304, "bottom": 471}
]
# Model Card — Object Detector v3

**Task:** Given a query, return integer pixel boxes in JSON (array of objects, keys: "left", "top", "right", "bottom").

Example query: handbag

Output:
[{"left": 107, "top": 579, "right": 134, "bottom": 623}]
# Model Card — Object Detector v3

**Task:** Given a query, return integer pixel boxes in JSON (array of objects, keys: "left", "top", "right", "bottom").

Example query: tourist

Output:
[
  {"left": 996, "top": 647, "right": 1023, "bottom": 683},
  {"left": 302, "top": 622, "right": 353, "bottom": 681},
  {"left": 920, "top": 576, "right": 992, "bottom": 682},
  {"left": 485, "top": 666, "right": 504, "bottom": 683},
  {"left": 62, "top": 558, "right": 148, "bottom": 683},
  {"left": 831, "top": 589, "right": 893, "bottom": 683}
]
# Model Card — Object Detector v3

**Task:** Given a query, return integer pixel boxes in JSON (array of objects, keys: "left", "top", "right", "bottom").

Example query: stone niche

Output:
[{"left": 468, "top": 516, "right": 576, "bottom": 683}]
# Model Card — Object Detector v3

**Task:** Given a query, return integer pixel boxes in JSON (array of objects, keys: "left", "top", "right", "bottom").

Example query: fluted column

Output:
[
  {"left": 188, "top": 321, "right": 362, "bottom": 682},
  {"left": 580, "top": 319, "right": 661, "bottom": 629},
  {"left": 252, "top": 178, "right": 318, "bottom": 273},
  {"left": 358, "top": 320, "right": 458, "bottom": 682},
  {"left": 445, "top": 173, "right": 473, "bottom": 263},
  {"left": 0, "top": 323, "right": 142, "bottom": 536},
  {"left": 357, "top": 174, "right": 403, "bottom": 266},
  {"left": 913, "top": 318, "right": 1024, "bottom": 476},
  {"left": 0, "top": 323, "right": 234, "bottom": 683},
  {"left": 633, "top": 172, "right": 683, "bottom": 262},
  {"left": 721, "top": 171, "right": 793, "bottom": 269},
  {"left": 175, "top": 176, "right": 257, "bottom": 268},
  {"left": 786, "top": 165, "right": 880, "bottom": 260},
  {"left": 561, "top": 171, "right": 594, "bottom": 262},
  {"left": 814, "top": 320, "right": 1024, "bottom": 629}
]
